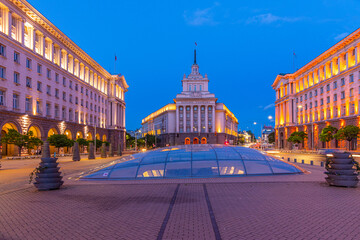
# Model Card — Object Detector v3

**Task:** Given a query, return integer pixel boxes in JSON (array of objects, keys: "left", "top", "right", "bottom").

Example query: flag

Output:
[
  {"left": 115, "top": 55, "right": 117, "bottom": 61},
  {"left": 293, "top": 51, "right": 296, "bottom": 57},
  {"left": 195, "top": 42, "right": 197, "bottom": 46}
]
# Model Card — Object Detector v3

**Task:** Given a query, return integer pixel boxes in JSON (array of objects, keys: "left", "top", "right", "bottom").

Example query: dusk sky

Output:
[{"left": 28, "top": 0, "right": 360, "bottom": 135}]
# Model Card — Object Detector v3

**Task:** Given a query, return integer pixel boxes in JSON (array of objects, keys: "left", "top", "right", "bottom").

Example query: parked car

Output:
[{"left": 318, "top": 149, "right": 346, "bottom": 156}]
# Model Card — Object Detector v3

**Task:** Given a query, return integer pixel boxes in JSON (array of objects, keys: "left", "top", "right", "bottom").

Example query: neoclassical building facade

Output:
[
  {"left": 273, "top": 28, "right": 360, "bottom": 150},
  {"left": 142, "top": 51, "right": 238, "bottom": 146},
  {"left": 0, "top": 0, "right": 128, "bottom": 156}
]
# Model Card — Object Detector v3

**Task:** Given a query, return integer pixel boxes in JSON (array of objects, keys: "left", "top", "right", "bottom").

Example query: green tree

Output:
[
  {"left": 144, "top": 134, "right": 156, "bottom": 148},
  {"left": 287, "top": 131, "right": 308, "bottom": 148},
  {"left": 76, "top": 138, "right": 89, "bottom": 152},
  {"left": 334, "top": 125, "right": 360, "bottom": 150},
  {"left": 48, "top": 134, "right": 73, "bottom": 153},
  {"left": 246, "top": 130, "right": 256, "bottom": 142},
  {"left": 126, "top": 133, "right": 135, "bottom": 149},
  {"left": 268, "top": 132, "right": 275, "bottom": 144},
  {"left": 1, "top": 129, "right": 43, "bottom": 156},
  {"left": 319, "top": 125, "right": 337, "bottom": 147},
  {"left": 89, "top": 139, "right": 103, "bottom": 150},
  {"left": 238, "top": 135, "right": 245, "bottom": 144}
]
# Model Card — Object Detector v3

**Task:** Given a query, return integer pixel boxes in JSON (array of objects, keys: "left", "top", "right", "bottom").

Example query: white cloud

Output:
[
  {"left": 246, "top": 13, "right": 303, "bottom": 25},
  {"left": 183, "top": 4, "right": 219, "bottom": 26},
  {"left": 263, "top": 103, "right": 275, "bottom": 110},
  {"left": 334, "top": 32, "right": 349, "bottom": 41}
]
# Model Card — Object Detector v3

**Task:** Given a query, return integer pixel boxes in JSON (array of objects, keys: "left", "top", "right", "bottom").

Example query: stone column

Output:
[
  {"left": 346, "top": 52, "right": 349, "bottom": 70},
  {"left": 337, "top": 57, "right": 341, "bottom": 74},
  {"left": 330, "top": 61, "right": 333, "bottom": 77},
  {"left": 176, "top": 105, "right": 179, "bottom": 132},
  {"left": 21, "top": 19, "right": 25, "bottom": 45},
  {"left": 198, "top": 106, "right": 201, "bottom": 133},
  {"left": 356, "top": 45, "right": 360, "bottom": 65},
  {"left": 183, "top": 106, "right": 186, "bottom": 132},
  {"left": 212, "top": 105, "right": 216, "bottom": 133},
  {"left": 8, "top": 10, "right": 12, "bottom": 37},
  {"left": 190, "top": 105, "right": 194, "bottom": 132},
  {"left": 205, "top": 105, "right": 208, "bottom": 132}
]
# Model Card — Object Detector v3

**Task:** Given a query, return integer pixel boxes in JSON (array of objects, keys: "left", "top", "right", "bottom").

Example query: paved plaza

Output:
[{"left": 1, "top": 159, "right": 360, "bottom": 240}]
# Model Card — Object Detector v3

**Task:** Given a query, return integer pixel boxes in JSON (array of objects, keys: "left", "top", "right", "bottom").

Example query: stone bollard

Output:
[
  {"left": 109, "top": 143, "right": 114, "bottom": 157},
  {"left": 33, "top": 141, "right": 63, "bottom": 191},
  {"left": 118, "top": 143, "right": 122, "bottom": 156},
  {"left": 101, "top": 143, "right": 107, "bottom": 158},
  {"left": 88, "top": 142, "right": 95, "bottom": 160},
  {"left": 325, "top": 152, "right": 359, "bottom": 187},
  {"left": 72, "top": 142, "right": 80, "bottom": 161}
]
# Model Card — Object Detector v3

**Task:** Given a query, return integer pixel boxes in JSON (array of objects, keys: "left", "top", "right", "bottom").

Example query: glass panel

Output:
[
  {"left": 243, "top": 160, "right": 272, "bottom": 175},
  {"left": 167, "top": 150, "right": 191, "bottom": 162},
  {"left": 137, "top": 163, "right": 165, "bottom": 178},
  {"left": 265, "top": 156, "right": 301, "bottom": 174},
  {"left": 113, "top": 160, "right": 140, "bottom": 169},
  {"left": 84, "top": 169, "right": 113, "bottom": 179},
  {"left": 141, "top": 152, "right": 167, "bottom": 164},
  {"left": 218, "top": 161, "right": 246, "bottom": 175},
  {"left": 192, "top": 161, "right": 219, "bottom": 177},
  {"left": 109, "top": 167, "right": 138, "bottom": 179},
  {"left": 214, "top": 147, "right": 242, "bottom": 160},
  {"left": 165, "top": 162, "right": 191, "bottom": 178},
  {"left": 233, "top": 147, "right": 266, "bottom": 160},
  {"left": 192, "top": 146, "right": 216, "bottom": 161}
]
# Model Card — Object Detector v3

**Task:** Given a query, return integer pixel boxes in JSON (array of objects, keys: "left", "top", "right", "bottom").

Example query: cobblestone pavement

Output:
[{"left": 1, "top": 164, "right": 360, "bottom": 240}]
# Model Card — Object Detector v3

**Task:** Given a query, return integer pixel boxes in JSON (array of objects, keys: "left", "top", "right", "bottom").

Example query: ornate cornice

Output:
[{"left": 8, "top": 0, "right": 112, "bottom": 79}]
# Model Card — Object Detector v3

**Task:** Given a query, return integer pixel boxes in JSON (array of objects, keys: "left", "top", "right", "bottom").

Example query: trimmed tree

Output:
[
  {"left": 268, "top": 132, "right": 275, "bottom": 144},
  {"left": 334, "top": 125, "right": 360, "bottom": 150},
  {"left": 319, "top": 125, "right": 338, "bottom": 148},
  {"left": 287, "top": 131, "right": 308, "bottom": 149},
  {"left": 48, "top": 134, "right": 73, "bottom": 153},
  {"left": 76, "top": 138, "right": 89, "bottom": 152},
  {"left": 1, "top": 129, "right": 43, "bottom": 156}
]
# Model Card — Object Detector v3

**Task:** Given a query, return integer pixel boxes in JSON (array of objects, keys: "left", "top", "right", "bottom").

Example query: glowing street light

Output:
[{"left": 268, "top": 115, "right": 273, "bottom": 120}]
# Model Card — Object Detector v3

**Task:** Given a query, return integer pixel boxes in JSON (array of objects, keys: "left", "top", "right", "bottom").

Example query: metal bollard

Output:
[
  {"left": 294, "top": 159, "right": 297, "bottom": 163},
  {"left": 302, "top": 160, "right": 305, "bottom": 164},
  {"left": 310, "top": 160, "right": 314, "bottom": 165},
  {"left": 288, "top": 158, "right": 290, "bottom": 162},
  {"left": 320, "top": 162, "right": 324, "bottom": 167}
]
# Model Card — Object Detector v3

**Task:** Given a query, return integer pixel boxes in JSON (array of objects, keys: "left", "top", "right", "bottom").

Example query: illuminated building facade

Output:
[
  {"left": 273, "top": 29, "right": 360, "bottom": 150},
  {"left": 0, "top": 0, "right": 128, "bottom": 156},
  {"left": 142, "top": 51, "right": 238, "bottom": 146}
]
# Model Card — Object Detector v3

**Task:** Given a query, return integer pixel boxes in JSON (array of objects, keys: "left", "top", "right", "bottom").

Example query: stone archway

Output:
[
  {"left": 87, "top": 132, "right": 93, "bottom": 141},
  {"left": 96, "top": 133, "right": 100, "bottom": 140},
  {"left": 48, "top": 128, "right": 59, "bottom": 155},
  {"left": 185, "top": 137, "right": 190, "bottom": 145},
  {"left": 64, "top": 129, "right": 72, "bottom": 140},
  {"left": 201, "top": 137, "right": 207, "bottom": 144},
  {"left": 193, "top": 137, "right": 199, "bottom": 144},
  {"left": 102, "top": 134, "right": 107, "bottom": 142},
  {"left": 76, "top": 131, "right": 84, "bottom": 139},
  {"left": 28, "top": 125, "right": 42, "bottom": 155},
  {"left": 1, "top": 122, "right": 20, "bottom": 156}
]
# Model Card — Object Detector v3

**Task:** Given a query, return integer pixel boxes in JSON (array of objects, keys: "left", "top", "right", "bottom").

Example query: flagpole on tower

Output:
[
  {"left": 114, "top": 54, "right": 117, "bottom": 74},
  {"left": 293, "top": 50, "right": 296, "bottom": 73}
]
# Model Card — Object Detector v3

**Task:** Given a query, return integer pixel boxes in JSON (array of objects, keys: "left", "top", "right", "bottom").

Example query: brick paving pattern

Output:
[{"left": 1, "top": 163, "right": 360, "bottom": 239}]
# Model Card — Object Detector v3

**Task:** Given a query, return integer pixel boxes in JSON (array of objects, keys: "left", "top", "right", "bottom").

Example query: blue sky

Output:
[{"left": 28, "top": 0, "right": 360, "bottom": 135}]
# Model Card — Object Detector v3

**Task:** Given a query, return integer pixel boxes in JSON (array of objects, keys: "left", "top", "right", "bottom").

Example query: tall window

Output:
[
  {"left": 0, "top": 66, "right": 6, "bottom": 79},
  {"left": 350, "top": 74, "right": 354, "bottom": 83},
  {"left": 37, "top": 64, "right": 42, "bottom": 74},
  {"left": 13, "top": 94, "right": 19, "bottom": 109},
  {"left": 36, "top": 100, "right": 42, "bottom": 114},
  {"left": 55, "top": 105, "right": 59, "bottom": 118},
  {"left": 0, "top": 90, "right": 4, "bottom": 106},
  {"left": 26, "top": 58, "right": 32, "bottom": 69},
  {"left": 46, "top": 103, "right": 51, "bottom": 116},
  {"left": 14, "top": 51, "right": 20, "bottom": 64},
  {"left": 46, "top": 69, "right": 51, "bottom": 79},
  {"left": 189, "top": 85, "right": 191, "bottom": 91},
  {"left": 37, "top": 82, "right": 42, "bottom": 92},
  {"left": 0, "top": 44, "right": 6, "bottom": 57},
  {"left": 26, "top": 77, "right": 32, "bottom": 88},
  {"left": 25, "top": 97, "right": 31, "bottom": 112},
  {"left": 13, "top": 72, "right": 19, "bottom": 84}
]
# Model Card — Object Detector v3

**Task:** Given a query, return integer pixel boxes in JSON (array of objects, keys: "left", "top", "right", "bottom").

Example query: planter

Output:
[
  {"left": 332, "top": 152, "right": 351, "bottom": 158},
  {"left": 41, "top": 167, "right": 61, "bottom": 173},
  {"left": 325, "top": 174, "right": 358, "bottom": 181},
  {"left": 39, "top": 162, "right": 59, "bottom": 168},
  {"left": 325, "top": 178, "right": 359, "bottom": 187},
  {"left": 328, "top": 163, "right": 354, "bottom": 170},
  {"left": 36, "top": 172, "right": 62, "bottom": 178},
  {"left": 330, "top": 158, "right": 353, "bottom": 164},
  {"left": 40, "top": 157, "right": 57, "bottom": 163},
  {"left": 35, "top": 177, "right": 63, "bottom": 183},
  {"left": 34, "top": 181, "right": 64, "bottom": 191},
  {"left": 327, "top": 169, "right": 356, "bottom": 175}
]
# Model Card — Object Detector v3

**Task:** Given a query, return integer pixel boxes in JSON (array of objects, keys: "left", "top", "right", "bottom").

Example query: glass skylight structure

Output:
[{"left": 83, "top": 145, "right": 303, "bottom": 180}]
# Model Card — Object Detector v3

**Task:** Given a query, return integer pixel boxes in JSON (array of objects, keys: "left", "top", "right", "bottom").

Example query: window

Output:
[
  {"left": 305, "top": 104, "right": 307, "bottom": 110},
  {"left": 26, "top": 58, "right": 31, "bottom": 69},
  {"left": 340, "top": 78, "right": 345, "bottom": 86},
  {"left": 90, "top": 103, "right": 93, "bottom": 111},
  {"left": 300, "top": 96, "right": 303, "bottom": 102},
  {"left": 63, "top": 92, "right": 66, "bottom": 101},
  {"left": 333, "top": 81, "right": 337, "bottom": 89},
  {"left": 0, "top": 66, "right": 6, "bottom": 79},
  {"left": 75, "top": 84, "right": 78, "bottom": 91},
  {"left": 314, "top": 89, "right": 317, "bottom": 96},
  {"left": 75, "top": 97, "right": 78, "bottom": 105},
  {"left": 320, "top": 87, "right": 324, "bottom": 94},
  {"left": 25, "top": 97, "right": 31, "bottom": 112},
  {"left": 69, "top": 94, "right": 73, "bottom": 103},
  {"left": 63, "top": 77, "right": 66, "bottom": 87},
  {"left": 69, "top": 80, "right": 73, "bottom": 89},
  {"left": 350, "top": 74, "right": 354, "bottom": 83},
  {"left": 55, "top": 105, "right": 59, "bottom": 118},
  {"left": 86, "top": 101, "right": 88, "bottom": 108},
  {"left": 320, "top": 99, "right": 324, "bottom": 105},
  {"left": 305, "top": 94, "right": 307, "bottom": 100},
  {"left": 86, "top": 89, "right": 88, "bottom": 96},
  {"left": 350, "top": 88, "right": 354, "bottom": 97},
  {"left": 13, "top": 94, "right": 19, "bottom": 109},
  {"left": 46, "top": 69, "right": 51, "bottom": 79},
  {"left": 194, "top": 85, "right": 197, "bottom": 91},
  {"left": 62, "top": 107, "right": 66, "bottom": 120},
  {"left": 327, "top": 96, "right": 330, "bottom": 104},
  {"left": 46, "top": 103, "right": 51, "bottom": 116},
  {"left": 326, "top": 84, "right": 330, "bottom": 91},
  {"left": 55, "top": 73, "right": 59, "bottom": 83},
  {"left": 26, "top": 77, "right": 31, "bottom": 88},
  {"left": 0, "top": 44, "right": 5, "bottom": 57},
  {"left": 46, "top": 85, "right": 51, "bottom": 95},
  {"left": 37, "top": 81, "right": 42, "bottom": 92},
  {"left": 334, "top": 94, "right": 337, "bottom": 101},
  {"left": 36, "top": 100, "right": 42, "bottom": 114},
  {"left": 13, "top": 72, "right": 19, "bottom": 84},
  {"left": 200, "top": 85, "right": 202, "bottom": 91},
  {"left": 14, "top": 52, "right": 20, "bottom": 64},
  {"left": 0, "top": 90, "right": 5, "bottom": 106},
  {"left": 55, "top": 89, "right": 59, "bottom": 98},
  {"left": 341, "top": 91, "right": 345, "bottom": 99},
  {"left": 189, "top": 85, "right": 191, "bottom": 91},
  {"left": 81, "top": 99, "right": 84, "bottom": 106},
  {"left": 37, "top": 64, "right": 42, "bottom": 74},
  {"left": 310, "top": 102, "right": 312, "bottom": 109},
  {"left": 315, "top": 101, "right": 318, "bottom": 107},
  {"left": 69, "top": 109, "right": 73, "bottom": 121}
]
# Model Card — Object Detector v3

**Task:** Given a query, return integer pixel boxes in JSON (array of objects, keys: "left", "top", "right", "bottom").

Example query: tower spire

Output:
[{"left": 194, "top": 49, "right": 197, "bottom": 64}]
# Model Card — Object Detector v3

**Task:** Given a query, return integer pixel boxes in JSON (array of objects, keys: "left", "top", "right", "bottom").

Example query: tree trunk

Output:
[{"left": 18, "top": 146, "right": 22, "bottom": 156}]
